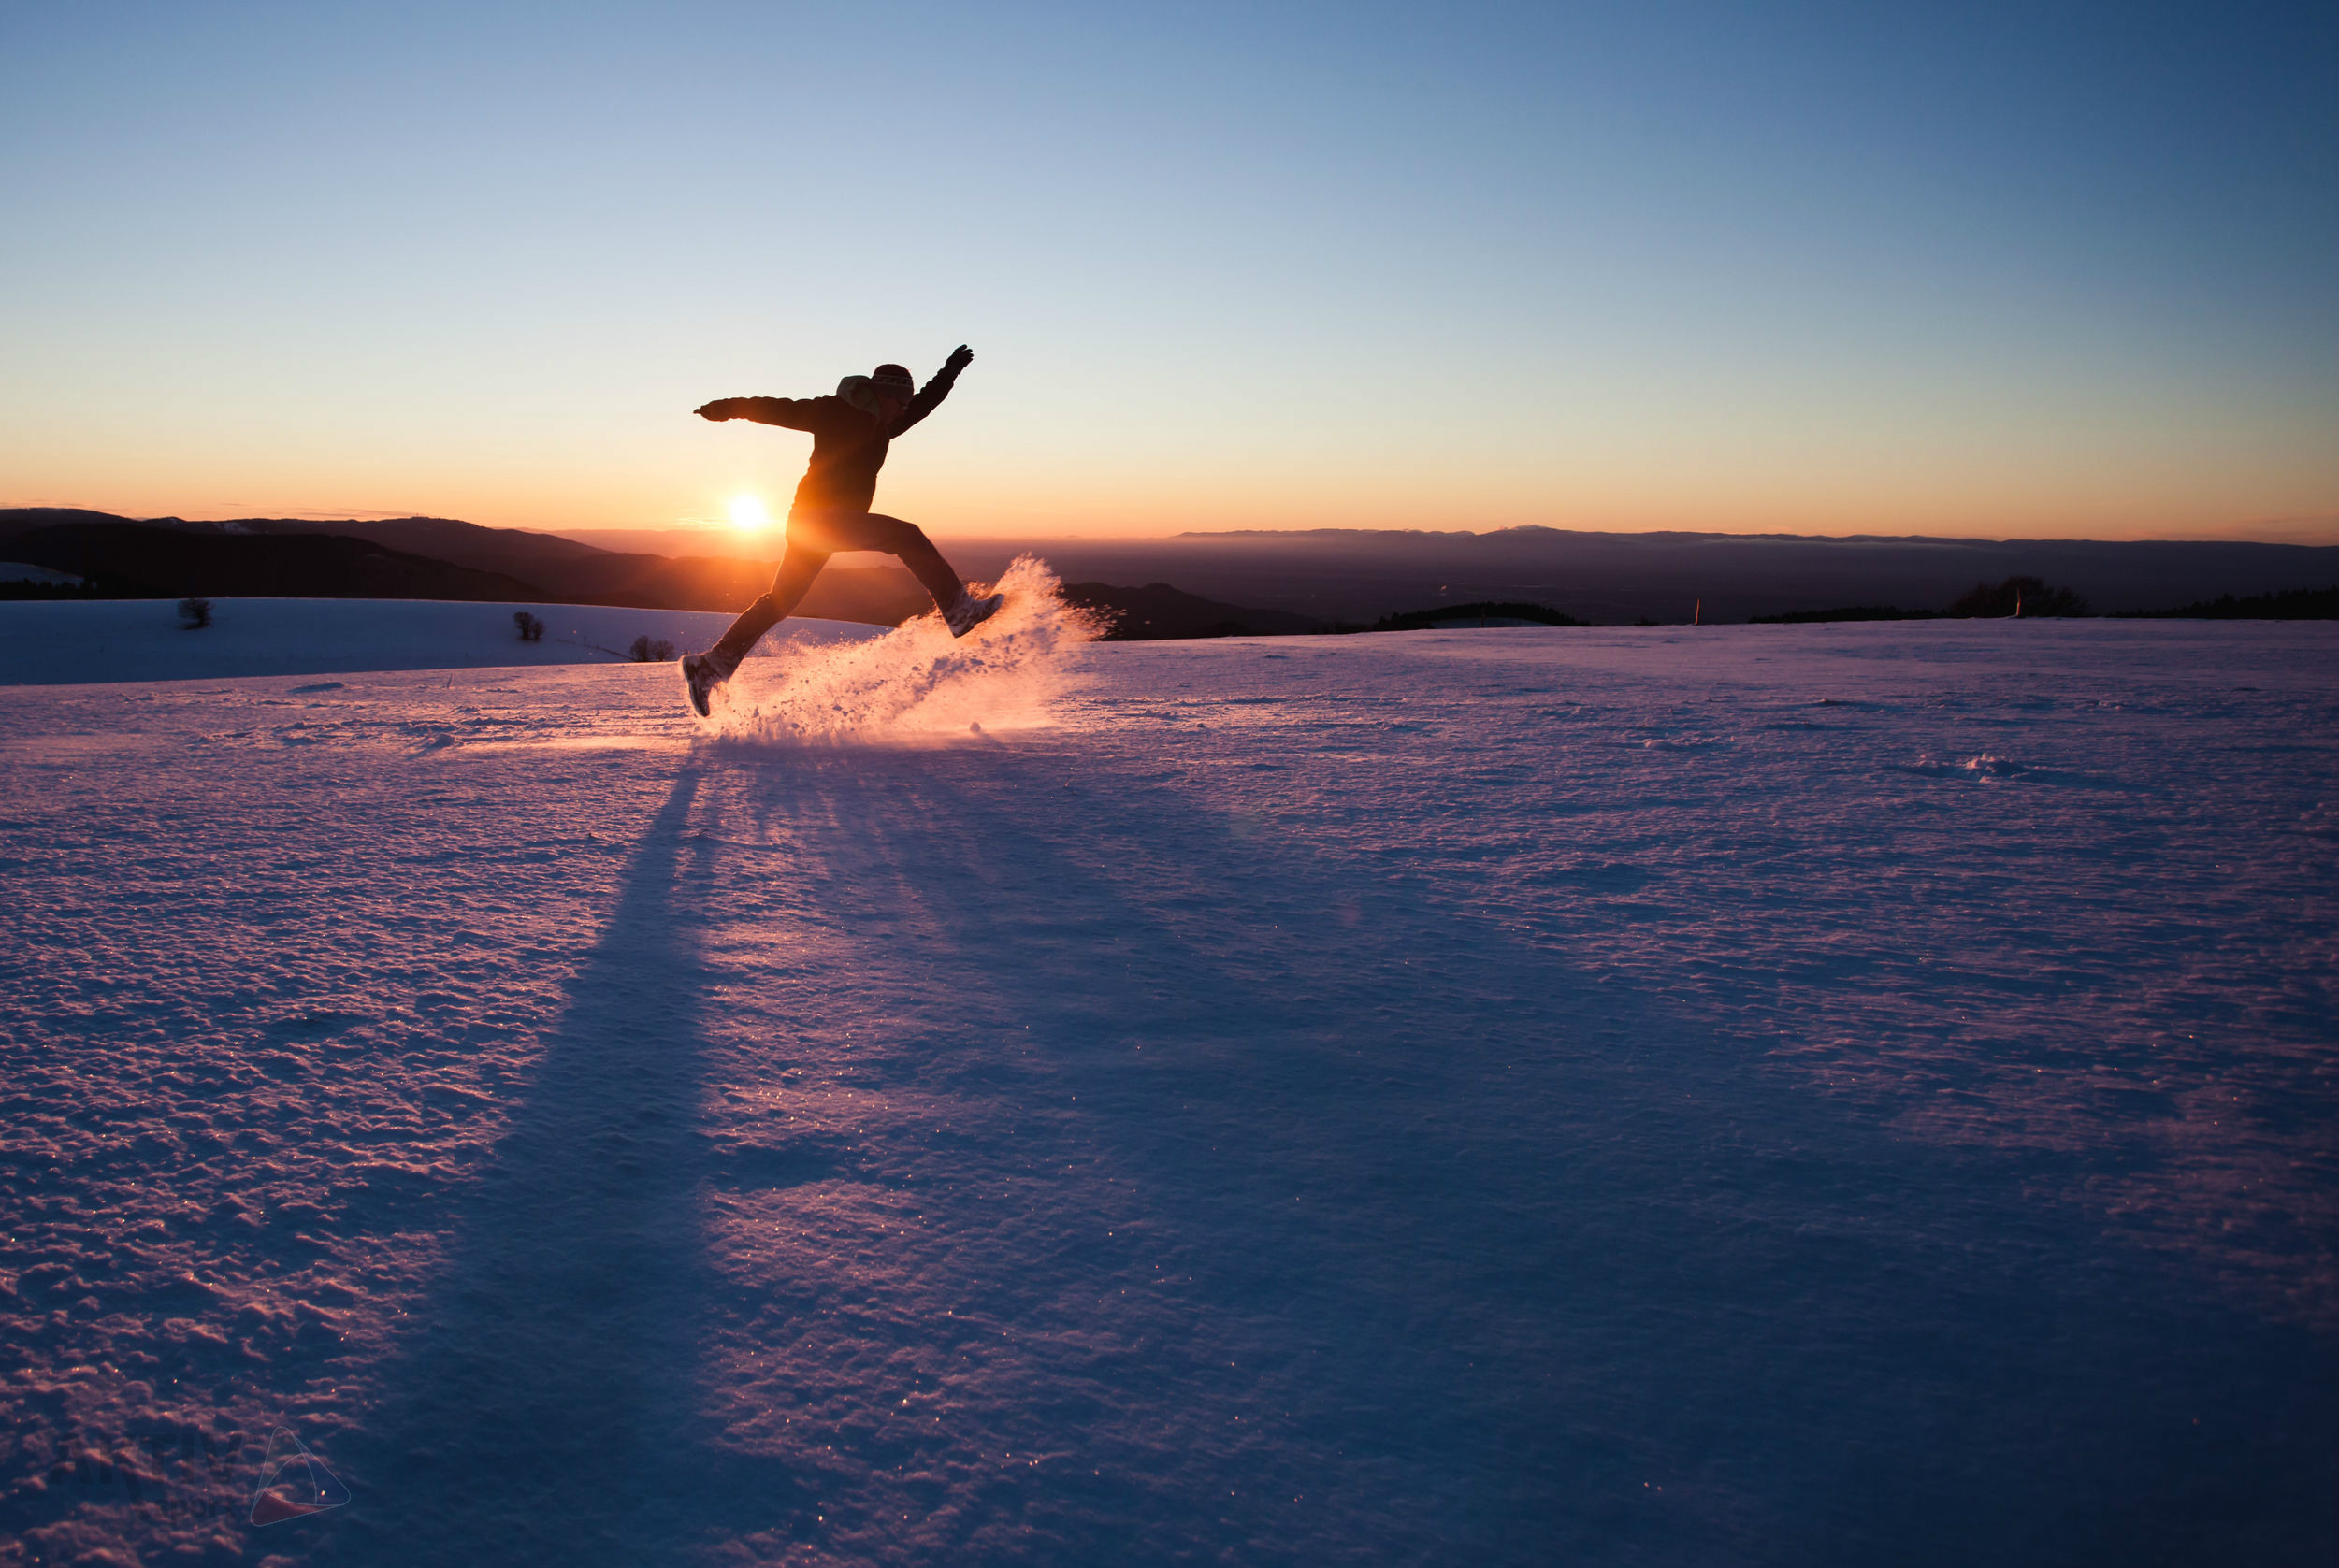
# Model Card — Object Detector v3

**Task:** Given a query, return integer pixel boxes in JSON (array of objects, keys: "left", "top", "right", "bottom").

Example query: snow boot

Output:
[
  {"left": 945, "top": 590, "right": 1005, "bottom": 639},
  {"left": 681, "top": 652, "right": 729, "bottom": 718}
]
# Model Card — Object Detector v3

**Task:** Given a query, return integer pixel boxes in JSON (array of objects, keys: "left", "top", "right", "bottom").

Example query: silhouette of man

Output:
[{"left": 679, "top": 344, "right": 1003, "bottom": 716}]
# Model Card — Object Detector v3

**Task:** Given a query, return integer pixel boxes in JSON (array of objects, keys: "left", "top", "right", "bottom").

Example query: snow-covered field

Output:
[
  {"left": 0, "top": 597, "right": 879, "bottom": 686},
  {"left": 2, "top": 595, "right": 2332, "bottom": 1566}
]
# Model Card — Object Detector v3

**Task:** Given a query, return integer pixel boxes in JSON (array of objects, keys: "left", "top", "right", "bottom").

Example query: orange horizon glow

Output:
[
  {"left": 7, "top": 391, "right": 2335, "bottom": 547},
  {"left": 8, "top": 482, "right": 2334, "bottom": 548}
]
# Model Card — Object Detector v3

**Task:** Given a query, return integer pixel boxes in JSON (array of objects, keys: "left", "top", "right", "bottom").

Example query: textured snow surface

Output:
[{"left": 1, "top": 617, "right": 2333, "bottom": 1566}]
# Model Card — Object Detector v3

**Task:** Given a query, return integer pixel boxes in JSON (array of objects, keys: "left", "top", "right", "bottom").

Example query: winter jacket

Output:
[{"left": 723, "top": 362, "right": 962, "bottom": 517}]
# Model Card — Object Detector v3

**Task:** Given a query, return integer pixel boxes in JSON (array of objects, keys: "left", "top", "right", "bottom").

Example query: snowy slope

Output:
[
  {"left": 0, "top": 597, "right": 881, "bottom": 686},
  {"left": 0, "top": 565, "right": 81, "bottom": 587},
  {"left": 1, "top": 598, "right": 2332, "bottom": 1566}
]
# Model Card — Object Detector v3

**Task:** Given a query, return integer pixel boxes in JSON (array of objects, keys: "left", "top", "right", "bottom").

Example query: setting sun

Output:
[{"left": 728, "top": 494, "right": 770, "bottom": 530}]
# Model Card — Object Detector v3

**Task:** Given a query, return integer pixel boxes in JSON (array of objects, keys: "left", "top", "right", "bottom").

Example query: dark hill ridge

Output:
[
  {"left": 1372, "top": 601, "right": 1586, "bottom": 630},
  {"left": 2128, "top": 584, "right": 2339, "bottom": 620},
  {"left": 1058, "top": 582, "right": 1326, "bottom": 640},
  {"left": 120, "top": 512, "right": 615, "bottom": 583},
  {"left": 1, "top": 523, "right": 548, "bottom": 602},
  {"left": 930, "top": 526, "right": 2339, "bottom": 625},
  {"left": 12, "top": 510, "right": 2337, "bottom": 629},
  {"left": 0, "top": 510, "right": 929, "bottom": 626}
]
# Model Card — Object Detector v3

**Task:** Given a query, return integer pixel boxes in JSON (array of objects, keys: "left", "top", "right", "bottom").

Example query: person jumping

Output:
[{"left": 679, "top": 343, "right": 1004, "bottom": 717}]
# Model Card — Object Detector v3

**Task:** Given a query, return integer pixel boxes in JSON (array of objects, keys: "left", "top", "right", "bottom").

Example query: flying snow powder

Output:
[{"left": 713, "top": 555, "right": 1107, "bottom": 743}]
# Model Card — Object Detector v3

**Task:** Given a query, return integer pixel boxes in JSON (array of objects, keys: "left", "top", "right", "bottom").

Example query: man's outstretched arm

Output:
[
  {"left": 893, "top": 344, "right": 974, "bottom": 437},
  {"left": 696, "top": 396, "right": 819, "bottom": 429}
]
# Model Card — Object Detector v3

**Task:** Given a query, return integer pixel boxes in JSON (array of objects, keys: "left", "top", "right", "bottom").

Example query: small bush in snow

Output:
[
  {"left": 1949, "top": 577, "right": 2088, "bottom": 618},
  {"left": 513, "top": 611, "right": 545, "bottom": 642},
  {"left": 178, "top": 597, "right": 212, "bottom": 629},
  {"left": 629, "top": 635, "right": 676, "bottom": 663}
]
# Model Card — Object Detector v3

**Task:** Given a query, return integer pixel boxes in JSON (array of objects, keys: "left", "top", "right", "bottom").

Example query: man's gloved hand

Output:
[
  {"left": 695, "top": 399, "right": 739, "bottom": 421},
  {"left": 944, "top": 345, "right": 974, "bottom": 376}
]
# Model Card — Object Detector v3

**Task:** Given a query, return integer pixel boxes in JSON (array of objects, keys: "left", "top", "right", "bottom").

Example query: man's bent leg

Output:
[
  {"left": 864, "top": 513, "right": 971, "bottom": 613},
  {"left": 703, "top": 544, "right": 830, "bottom": 673}
]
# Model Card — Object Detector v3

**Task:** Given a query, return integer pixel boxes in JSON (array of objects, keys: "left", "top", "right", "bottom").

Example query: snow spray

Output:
[{"left": 713, "top": 555, "right": 1107, "bottom": 743}]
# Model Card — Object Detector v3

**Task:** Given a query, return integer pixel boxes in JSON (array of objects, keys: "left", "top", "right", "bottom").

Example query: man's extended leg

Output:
[
  {"left": 704, "top": 544, "right": 830, "bottom": 670},
  {"left": 861, "top": 513, "right": 972, "bottom": 612},
  {"left": 862, "top": 513, "right": 1003, "bottom": 635},
  {"left": 682, "top": 544, "right": 829, "bottom": 714}
]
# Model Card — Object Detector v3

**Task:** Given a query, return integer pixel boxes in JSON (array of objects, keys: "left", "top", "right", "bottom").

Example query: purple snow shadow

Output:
[{"left": 315, "top": 742, "right": 2332, "bottom": 1567}]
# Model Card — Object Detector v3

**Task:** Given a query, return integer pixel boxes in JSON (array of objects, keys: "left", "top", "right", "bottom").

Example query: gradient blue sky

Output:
[{"left": 3, "top": 1, "right": 2332, "bottom": 539}]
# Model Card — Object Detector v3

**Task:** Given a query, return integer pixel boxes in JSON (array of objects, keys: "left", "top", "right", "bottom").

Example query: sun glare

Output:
[{"left": 729, "top": 495, "right": 771, "bottom": 530}]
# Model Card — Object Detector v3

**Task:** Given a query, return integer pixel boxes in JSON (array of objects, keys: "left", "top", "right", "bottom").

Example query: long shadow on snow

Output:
[
  {"left": 731, "top": 738, "right": 2332, "bottom": 1568},
  {"left": 305, "top": 766, "right": 818, "bottom": 1567}
]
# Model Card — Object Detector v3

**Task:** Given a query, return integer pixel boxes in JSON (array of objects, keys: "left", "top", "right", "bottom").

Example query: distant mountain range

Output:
[
  {"left": 1055, "top": 582, "right": 1324, "bottom": 639},
  {"left": 0, "top": 510, "right": 929, "bottom": 626},
  {"left": 0, "top": 510, "right": 1329, "bottom": 636},
  {"left": 925, "top": 526, "right": 2339, "bottom": 624},
  {"left": 7, "top": 510, "right": 2334, "bottom": 628}
]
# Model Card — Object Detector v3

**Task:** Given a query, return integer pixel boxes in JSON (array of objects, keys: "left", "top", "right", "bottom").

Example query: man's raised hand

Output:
[
  {"left": 695, "top": 399, "right": 738, "bottom": 421},
  {"left": 944, "top": 345, "right": 974, "bottom": 375}
]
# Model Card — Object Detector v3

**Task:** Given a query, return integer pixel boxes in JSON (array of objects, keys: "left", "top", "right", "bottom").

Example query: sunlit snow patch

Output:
[
  {"left": 249, "top": 1425, "right": 351, "bottom": 1526},
  {"left": 714, "top": 555, "right": 1105, "bottom": 743},
  {"left": 1899, "top": 753, "right": 2026, "bottom": 783}
]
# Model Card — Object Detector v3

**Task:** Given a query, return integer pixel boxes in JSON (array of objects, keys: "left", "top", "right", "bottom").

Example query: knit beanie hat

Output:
[{"left": 837, "top": 363, "right": 917, "bottom": 415}]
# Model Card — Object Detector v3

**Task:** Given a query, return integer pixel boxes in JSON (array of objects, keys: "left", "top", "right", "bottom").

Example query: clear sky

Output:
[{"left": 3, "top": 1, "right": 2332, "bottom": 541}]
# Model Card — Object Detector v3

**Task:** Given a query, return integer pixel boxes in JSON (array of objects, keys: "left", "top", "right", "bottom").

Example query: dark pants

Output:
[{"left": 703, "top": 509, "right": 967, "bottom": 671}]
